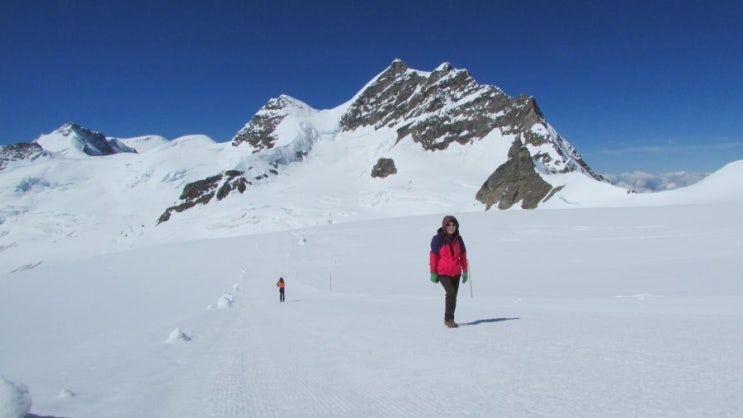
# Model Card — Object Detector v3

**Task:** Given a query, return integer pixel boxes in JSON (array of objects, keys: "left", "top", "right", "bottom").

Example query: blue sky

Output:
[{"left": 2, "top": 0, "right": 742, "bottom": 174}]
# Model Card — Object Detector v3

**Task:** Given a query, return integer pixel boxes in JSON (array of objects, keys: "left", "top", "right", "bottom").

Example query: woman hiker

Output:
[
  {"left": 429, "top": 215, "right": 469, "bottom": 328},
  {"left": 276, "top": 277, "right": 285, "bottom": 302}
]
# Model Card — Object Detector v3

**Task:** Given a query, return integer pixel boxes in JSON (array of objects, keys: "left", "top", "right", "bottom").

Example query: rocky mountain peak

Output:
[
  {"left": 340, "top": 60, "right": 514, "bottom": 149},
  {"left": 340, "top": 60, "right": 602, "bottom": 179},
  {"left": 57, "top": 122, "right": 90, "bottom": 136},
  {"left": 230, "top": 95, "right": 313, "bottom": 152},
  {"left": 37, "top": 122, "right": 136, "bottom": 156},
  {"left": 159, "top": 60, "right": 606, "bottom": 223}
]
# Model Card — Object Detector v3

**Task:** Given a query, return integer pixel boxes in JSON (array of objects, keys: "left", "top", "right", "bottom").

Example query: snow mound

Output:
[
  {"left": 0, "top": 376, "right": 31, "bottom": 418},
  {"left": 208, "top": 293, "right": 234, "bottom": 310},
  {"left": 58, "top": 388, "right": 76, "bottom": 398},
  {"left": 166, "top": 328, "right": 192, "bottom": 343},
  {"left": 217, "top": 293, "right": 234, "bottom": 309}
]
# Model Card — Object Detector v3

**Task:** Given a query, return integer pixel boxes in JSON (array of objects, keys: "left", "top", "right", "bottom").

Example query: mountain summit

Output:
[
  {"left": 34, "top": 122, "right": 137, "bottom": 156},
  {"left": 9, "top": 59, "right": 736, "bottom": 274},
  {"left": 158, "top": 60, "right": 604, "bottom": 221}
]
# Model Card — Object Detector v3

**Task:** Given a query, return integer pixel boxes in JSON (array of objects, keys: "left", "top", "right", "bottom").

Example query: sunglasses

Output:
[{"left": 446, "top": 222, "right": 457, "bottom": 227}]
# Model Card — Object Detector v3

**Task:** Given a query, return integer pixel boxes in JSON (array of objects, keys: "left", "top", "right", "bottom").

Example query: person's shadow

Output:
[{"left": 459, "top": 317, "right": 520, "bottom": 326}]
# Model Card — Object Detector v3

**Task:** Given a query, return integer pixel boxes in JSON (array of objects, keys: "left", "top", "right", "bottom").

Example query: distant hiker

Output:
[
  {"left": 276, "top": 277, "right": 285, "bottom": 302},
  {"left": 429, "top": 215, "right": 469, "bottom": 328}
]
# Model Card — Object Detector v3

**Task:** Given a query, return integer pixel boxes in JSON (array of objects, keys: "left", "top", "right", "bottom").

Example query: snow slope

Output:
[
  {"left": 3, "top": 118, "right": 742, "bottom": 275},
  {"left": 1, "top": 115, "right": 743, "bottom": 416},
  {"left": 1, "top": 200, "right": 742, "bottom": 417}
]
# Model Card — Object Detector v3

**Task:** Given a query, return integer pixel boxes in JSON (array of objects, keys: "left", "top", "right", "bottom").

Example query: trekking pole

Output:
[{"left": 468, "top": 263, "right": 473, "bottom": 298}]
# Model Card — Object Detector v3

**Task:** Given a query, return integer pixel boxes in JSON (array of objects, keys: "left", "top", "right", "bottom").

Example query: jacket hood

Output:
[
  {"left": 438, "top": 215, "right": 460, "bottom": 240},
  {"left": 441, "top": 215, "right": 459, "bottom": 229}
]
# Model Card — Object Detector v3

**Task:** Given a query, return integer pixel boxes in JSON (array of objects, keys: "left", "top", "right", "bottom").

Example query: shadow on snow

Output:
[{"left": 459, "top": 317, "right": 520, "bottom": 327}]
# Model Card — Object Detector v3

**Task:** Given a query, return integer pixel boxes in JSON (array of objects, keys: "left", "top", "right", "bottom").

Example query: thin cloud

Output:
[
  {"left": 597, "top": 139, "right": 743, "bottom": 156},
  {"left": 605, "top": 171, "right": 708, "bottom": 192}
]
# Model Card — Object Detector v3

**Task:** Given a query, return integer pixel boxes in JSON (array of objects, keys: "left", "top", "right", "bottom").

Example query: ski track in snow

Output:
[
  {"left": 156, "top": 281, "right": 743, "bottom": 417},
  {"left": 162, "top": 292, "right": 457, "bottom": 417},
  {"left": 3, "top": 204, "right": 743, "bottom": 417}
]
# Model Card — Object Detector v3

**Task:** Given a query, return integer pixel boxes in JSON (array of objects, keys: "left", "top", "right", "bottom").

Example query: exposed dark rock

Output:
[
  {"left": 230, "top": 96, "right": 293, "bottom": 152},
  {"left": 159, "top": 60, "right": 604, "bottom": 219},
  {"left": 0, "top": 142, "right": 48, "bottom": 170},
  {"left": 340, "top": 61, "right": 515, "bottom": 151},
  {"left": 158, "top": 171, "right": 250, "bottom": 224},
  {"left": 216, "top": 171, "right": 250, "bottom": 201},
  {"left": 338, "top": 60, "right": 603, "bottom": 189},
  {"left": 340, "top": 60, "right": 423, "bottom": 132},
  {"left": 371, "top": 158, "right": 397, "bottom": 178},
  {"left": 476, "top": 140, "right": 554, "bottom": 210}
]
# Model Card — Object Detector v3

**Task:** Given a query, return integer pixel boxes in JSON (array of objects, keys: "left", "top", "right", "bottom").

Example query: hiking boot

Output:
[{"left": 444, "top": 319, "right": 459, "bottom": 328}]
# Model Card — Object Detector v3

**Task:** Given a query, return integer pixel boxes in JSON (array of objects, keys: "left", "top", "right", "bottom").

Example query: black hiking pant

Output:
[
  {"left": 438, "top": 275, "right": 460, "bottom": 321},
  {"left": 279, "top": 288, "right": 285, "bottom": 302}
]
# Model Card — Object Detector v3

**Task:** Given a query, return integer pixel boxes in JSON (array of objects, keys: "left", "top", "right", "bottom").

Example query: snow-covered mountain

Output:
[
  {"left": 34, "top": 122, "right": 137, "bottom": 156},
  {"left": 2, "top": 60, "right": 743, "bottom": 418},
  {"left": 217, "top": 60, "right": 604, "bottom": 213},
  {"left": 1, "top": 60, "right": 742, "bottom": 274}
]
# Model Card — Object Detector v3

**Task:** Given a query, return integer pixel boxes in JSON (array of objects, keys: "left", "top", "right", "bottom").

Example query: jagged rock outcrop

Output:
[
  {"left": 0, "top": 142, "right": 48, "bottom": 170},
  {"left": 341, "top": 61, "right": 512, "bottom": 150},
  {"left": 340, "top": 60, "right": 602, "bottom": 180},
  {"left": 476, "top": 140, "right": 561, "bottom": 210},
  {"left": 159, "top": 59, "right": 605, "bottom": 223},
  {"left": 230, "top": 95, "right": 317, "bottom": 156},
  {"left": 158, "top": 95, "right": 310, "bottom": 224},
  {"left": 230, "top": 97, "right": 290, "bottom": 152},
  {"left": 371, "top": 158, "right": 397, "bottom": 178},
  {"left": 158, "top": 96, "right": 317, "bottom": 224},
  {"left": 158, "top": 170, "right": 250, "bottom": 224}
]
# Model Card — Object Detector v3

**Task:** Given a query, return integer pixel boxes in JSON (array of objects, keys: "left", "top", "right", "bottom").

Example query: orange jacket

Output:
[{"left": 276, "top": 280, "right": 285, "bottom": 289}]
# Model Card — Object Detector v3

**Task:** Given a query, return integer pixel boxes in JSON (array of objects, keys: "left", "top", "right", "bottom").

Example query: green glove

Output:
[
  {"left": 462, "top": 271, "right": 469, "bottom": 283},
  {"left": 430, "top": 272, "right": 439, "bottom": 283}
]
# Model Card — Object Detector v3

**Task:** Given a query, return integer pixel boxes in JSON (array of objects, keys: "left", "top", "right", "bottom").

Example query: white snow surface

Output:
[
  {"left": 3, "top": 106, "right": 743, "bottom": 275},
  {"left": 1, "top": 197, "right": 743, "bottom": 416},
  {"left": 0, "top": 376, "right": 31, "bottom": 418},
  {"left": 2, "top": 119, "right": 743, "bottom": 416}
]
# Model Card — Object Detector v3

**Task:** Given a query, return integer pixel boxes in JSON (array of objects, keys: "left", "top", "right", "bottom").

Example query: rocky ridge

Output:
[
  {"left": 159, "top": 59, "right": 604, "bottom": 216},
  {"left": 0, "top": 143, "right": 48, "bottom": 171},
  {"left": 3, "top": 60, "right": 606, "bottom": 220}
]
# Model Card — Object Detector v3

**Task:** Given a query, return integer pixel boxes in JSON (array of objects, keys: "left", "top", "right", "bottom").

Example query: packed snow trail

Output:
[
  {"left": 157, "top": 281, "right": 475, "bottom": 417},
  {"left": 3, "top": 204, "right": 743, "bottom": 417},
  {"left": 154, "top": 278, "right": 743, "bottom": 417}
]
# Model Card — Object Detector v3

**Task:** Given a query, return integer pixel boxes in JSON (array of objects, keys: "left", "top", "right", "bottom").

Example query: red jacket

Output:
[{"left": 430, "top": 228, "right": 468, "bottom": 277}]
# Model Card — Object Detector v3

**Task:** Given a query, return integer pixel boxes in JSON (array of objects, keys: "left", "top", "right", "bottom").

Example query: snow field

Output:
[{"left": 1, "top": 203, "right": 742, "bottom": 416}]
